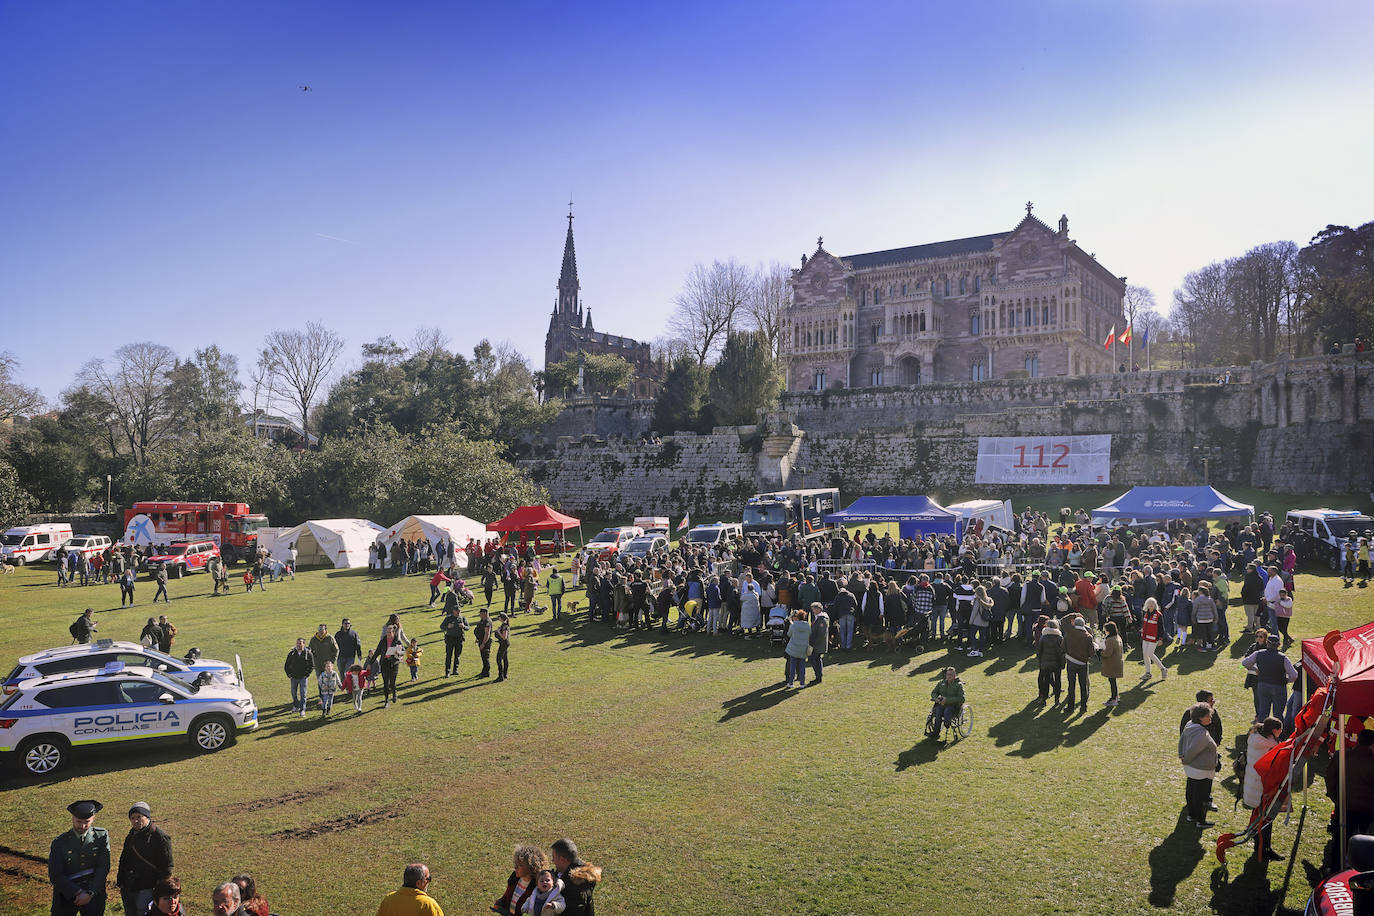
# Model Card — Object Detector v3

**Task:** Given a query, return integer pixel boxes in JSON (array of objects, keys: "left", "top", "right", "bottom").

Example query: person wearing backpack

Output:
[{"left": 70, "top": 608, "right": 97, "bottom": 644}]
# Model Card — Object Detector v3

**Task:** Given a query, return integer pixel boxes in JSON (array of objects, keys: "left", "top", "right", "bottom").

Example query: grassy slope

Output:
[{"left": 0, "top": 549, "right": 1367, "bottom": 915}]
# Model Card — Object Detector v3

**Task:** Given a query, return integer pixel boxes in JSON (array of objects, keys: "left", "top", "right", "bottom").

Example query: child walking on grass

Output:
[
  {"left": 317, "top": 661, "right": 340, "bottom": 718},
  {"left": 405, "top": 638, "right": 423, "bottom": 681},
  {"left": 342, "top": 663, "right": 367, "bottom": 713}
]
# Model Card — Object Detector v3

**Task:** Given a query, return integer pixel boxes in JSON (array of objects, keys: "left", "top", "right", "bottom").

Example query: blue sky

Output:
[{"left": 3, "top": 1, "right": 1372, "bottom": 400}]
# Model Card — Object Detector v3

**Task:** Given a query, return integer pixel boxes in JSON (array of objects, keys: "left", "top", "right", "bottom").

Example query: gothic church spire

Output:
[{"left": 557, "top": 199, "right": 580, "bottom": 319}]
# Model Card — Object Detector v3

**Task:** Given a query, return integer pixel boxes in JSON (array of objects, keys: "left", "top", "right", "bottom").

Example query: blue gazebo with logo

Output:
[
  {"left": 1091, "top": 486, "right": 1255, "bottom": 524},
  {"left": 824, "top": 495, "right": 963, "bottom": 540}
]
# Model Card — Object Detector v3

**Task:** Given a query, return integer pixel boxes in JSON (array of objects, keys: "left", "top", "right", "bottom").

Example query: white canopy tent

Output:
[
  {"left": 270, "top": 519, "right": 385, "bottom": 569},
  {"left": 380, "top": 515, "right": 488, "bottom": 570}
]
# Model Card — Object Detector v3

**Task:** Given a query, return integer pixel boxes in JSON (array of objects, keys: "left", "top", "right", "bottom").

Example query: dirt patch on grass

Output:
[
  {"left": 0, "top": 844, "right": 51, "bottom": 912},
  {"left": 235, "top": 783, "right": 341, "bottom": 812},
  {"left": 267, "top": 806, "right": 403, "bottom": 840}
]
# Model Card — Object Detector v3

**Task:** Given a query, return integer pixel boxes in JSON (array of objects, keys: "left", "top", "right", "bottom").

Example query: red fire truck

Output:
[{"left": 122, "top": 501, "right": 269, "bottom": 565}]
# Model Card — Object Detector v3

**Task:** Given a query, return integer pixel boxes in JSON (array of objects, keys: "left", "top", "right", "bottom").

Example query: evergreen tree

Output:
[{"left": 708, "top": 330, "right": 782, "bottom": 426}]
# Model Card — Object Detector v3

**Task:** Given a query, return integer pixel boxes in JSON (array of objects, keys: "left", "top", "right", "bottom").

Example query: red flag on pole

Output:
[
  {"left": 1103, "top": 325, "right": 1116, "bottom": 350},
  {"left": 1118, "top": 325, "right": 1133, "bottom": 346}
]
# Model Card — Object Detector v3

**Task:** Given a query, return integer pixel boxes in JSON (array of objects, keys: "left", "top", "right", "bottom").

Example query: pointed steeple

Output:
[{"left": 557, "top": 199, "right": 580, "bottom": 318}]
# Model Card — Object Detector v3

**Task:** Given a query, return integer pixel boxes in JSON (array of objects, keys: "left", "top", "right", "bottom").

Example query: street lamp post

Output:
[{"left": 106, "top": 475, "right": 112, "bottom": 514}]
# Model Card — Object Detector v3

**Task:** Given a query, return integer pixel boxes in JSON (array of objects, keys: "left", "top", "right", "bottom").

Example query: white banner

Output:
[{"left": 975, "top": 435, "right": 1111, "bottom": 485}]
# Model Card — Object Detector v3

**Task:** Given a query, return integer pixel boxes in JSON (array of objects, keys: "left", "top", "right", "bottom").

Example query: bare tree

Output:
[
  {"left": 248, "top": 349, "right": 283, "bottom": 439},
  {"left": 76, "top": 342, "right": 179, "bottom": 465},
  {"left": 0, "top": 352, "right": 45, "bottom": 422},
  {"left": 261, "top": 322, "right": 345, "bottom": 446},
  {"left": 1123, "top": 285, "right": 1156, "bottom": 333},
  {"left": 745, "top": 262, "right": 791, "bottom": 358},
  {"left": 668, "top": 259, "right": 755, "bottom": 364},
  {"left": 1171, "top": 264, "right": 1230, "bottom": 368},
  {"left": 409, "top": 326, "right": 451, "bottom": 360}
]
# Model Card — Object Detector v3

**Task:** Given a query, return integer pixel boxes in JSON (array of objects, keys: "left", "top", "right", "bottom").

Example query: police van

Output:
[
  {"left": 0, "top": 660, "right": 257, "bottom": 776},
  {"left": 1285, "top": 509, "right": 1374, "bottom": 569},
  {"left": 4, "top": 640, "right": 240, "bottom": 694}
]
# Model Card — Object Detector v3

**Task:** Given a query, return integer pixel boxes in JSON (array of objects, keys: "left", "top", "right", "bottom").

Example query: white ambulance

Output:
[{"left": 0, "top": 523, "right": 73, "bottom": 565}]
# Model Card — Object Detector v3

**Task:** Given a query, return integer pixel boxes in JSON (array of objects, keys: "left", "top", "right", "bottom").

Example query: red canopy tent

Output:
[
  {"left": 1302, "top": 621, "right": 1374, "bottom": 714},
  {"left": 486, "top": 506, "right": 582, "bottom": 555}
]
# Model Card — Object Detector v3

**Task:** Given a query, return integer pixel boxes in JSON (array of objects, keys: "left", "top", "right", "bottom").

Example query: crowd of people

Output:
[{"left": 45, "top": 797, "right": 600, "bottom": 916}]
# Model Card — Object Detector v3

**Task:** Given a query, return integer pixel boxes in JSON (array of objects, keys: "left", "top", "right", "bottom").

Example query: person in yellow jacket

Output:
[{"left": 377, "top": 863, "right": 443, "bottom": 916}]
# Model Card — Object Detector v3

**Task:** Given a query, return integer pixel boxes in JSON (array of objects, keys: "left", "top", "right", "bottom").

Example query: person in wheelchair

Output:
[{"left": 929, "top": 666, "right": 965, "bottom": 735}]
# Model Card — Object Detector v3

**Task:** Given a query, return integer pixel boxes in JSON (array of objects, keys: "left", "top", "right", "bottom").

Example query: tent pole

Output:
[
  {"left": 1340, "top": 713, "right": 1349, "bottom": 870},
  {"left": 1301, "top": 664, "right": 1309, "bottom": 812}
]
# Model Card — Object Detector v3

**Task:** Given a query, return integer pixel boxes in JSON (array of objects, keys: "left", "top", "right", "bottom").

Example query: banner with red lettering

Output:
[{"left": 975, "top": 435, "right": 1112, "bottom": 484}]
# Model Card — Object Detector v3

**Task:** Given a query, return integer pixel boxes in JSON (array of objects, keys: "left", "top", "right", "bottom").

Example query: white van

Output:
[
  {"left": 684, "top": 522, "right": 743, "bottom": 547},
  {"left": 634, "top": 516, "right": 671, "bottom": 538},
  {"left": 64, "top": 535, "right": 112, "bottom": 560},
  {"left": 1, "top": 524, "right": 73, "bottom": 565}
]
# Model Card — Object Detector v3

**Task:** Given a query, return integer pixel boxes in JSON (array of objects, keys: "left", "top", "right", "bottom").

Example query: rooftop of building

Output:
[{"left": 841, "top": 231, "right": 1011, "bottom": 269}]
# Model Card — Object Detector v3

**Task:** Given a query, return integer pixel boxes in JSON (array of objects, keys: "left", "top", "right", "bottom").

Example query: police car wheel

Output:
[
  {"left": 190, "top": 715, "right": 234, "bottom": 752},
  {"left": 18, "top": 735, "right": 68, "bottom": 775}
]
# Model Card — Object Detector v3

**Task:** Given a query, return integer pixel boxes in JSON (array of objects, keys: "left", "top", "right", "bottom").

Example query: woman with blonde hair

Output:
[{"left": 495, "top": 845, "right": 550, "bottom": 915}]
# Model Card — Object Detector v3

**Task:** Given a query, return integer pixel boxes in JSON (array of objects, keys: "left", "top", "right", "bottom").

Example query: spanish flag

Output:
[{"left": 1118, "top": 325, "right": 1133, "bottom": 346}]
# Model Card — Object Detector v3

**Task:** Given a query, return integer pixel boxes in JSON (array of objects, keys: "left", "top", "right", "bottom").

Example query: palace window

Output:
[
  {"left": 969, "top": 310, "right": 980, "bottom": 336},
  {"left": 814, "top": 370, "right": 827, "bottom": 391},
  {"left": 1025, "top": 353, "right": 1040, "bottom": 377},
  {"left": 901, "top": 283, "right": 907, "bottom": 296},
  {"left": 874, "top": 287, "right": 882, "bottom": 304},
  {"left": 871, "top": 323, "right": 882, "bottom": 344},
  {"left": 1042, "top": 304, "right": 1050, "bottom": 325},
  {"left": 931, "top": 280, "right": 937, "bottom": 296},
  {"left": 975, "top": 275, "right": 981, "bottom": 293},
  {"left": 944, "top": 278, "right": 951, "bottom": 296},
  {"left": 959, "top": 276, "right": 966, "bottom": 295},
  {"left": 870, "top": 369, "right": 884, "bottom": 386},
  {"left": 971, "top": 360, "right": 987, "bottom": 382}
]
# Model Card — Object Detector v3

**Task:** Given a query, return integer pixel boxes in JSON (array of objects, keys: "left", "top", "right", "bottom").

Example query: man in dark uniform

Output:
[
  {"left": 474, "top": 608, "right": 493, "bottom": 678},
  {"left": 49, "top": 799, "right": 110, "bottom": 915},
  {"left": 440, "top": 604, "right": 468, "bottom": 676}
]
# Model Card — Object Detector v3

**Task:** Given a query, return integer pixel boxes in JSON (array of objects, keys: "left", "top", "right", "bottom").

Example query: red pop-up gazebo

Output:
[
  {"left": 1301, "top": 623, "right": 1374, "bottom": 868},
  {"left": 486, "top": 505, "right": 582, "bottom": 555}
]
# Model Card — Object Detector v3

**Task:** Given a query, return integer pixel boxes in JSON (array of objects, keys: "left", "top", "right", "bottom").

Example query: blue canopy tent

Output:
[
  {"left": 824, "top": 495, "right": 962, "bottom": 540},
  {"left": 1091, "top": 486, "right": 1255, "bottom": 524}
]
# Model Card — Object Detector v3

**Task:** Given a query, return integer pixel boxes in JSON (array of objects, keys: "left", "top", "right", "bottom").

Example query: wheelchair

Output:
[{"left": 925, "top": 701, "right": 974, "bottom": 741}]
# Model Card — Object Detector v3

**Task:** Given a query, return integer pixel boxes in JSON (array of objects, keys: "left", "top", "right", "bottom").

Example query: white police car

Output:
[
  {"left": 0, "top": 660, "right": 257, "bottom": 776},
  {"left": 4, "top": 640, "right": 239, "bottom": 694}
]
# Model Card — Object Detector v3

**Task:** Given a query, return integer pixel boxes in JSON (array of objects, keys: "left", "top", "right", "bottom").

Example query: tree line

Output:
[
  {"left": 1169, "top": 222, "right": 1374, "bottom": 367},
  {"left": 0, "top": 329, "right": 551, "bottom": 527}
]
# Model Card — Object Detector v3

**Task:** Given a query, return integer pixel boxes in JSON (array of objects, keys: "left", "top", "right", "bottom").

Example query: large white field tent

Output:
[
  {"left": 380, "top": 515, "right": 488, "bottom": 569},
  {"left": 270, "top": 519, "right": 385, "bottom": 568}
]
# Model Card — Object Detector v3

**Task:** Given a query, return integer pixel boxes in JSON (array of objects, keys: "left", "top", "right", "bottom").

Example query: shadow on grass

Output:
[
  {"left": 985, "top": 697, "right": 1115, "bottom": 757},
  {"left": 894, "top": 737, "right": 943, "bottom": 770},
  {"left": 1148, "top": 810, "right": 1208, "bottom": 907},
  {"left": 719, "top": 683, "right": 791, "bottom": 722}
]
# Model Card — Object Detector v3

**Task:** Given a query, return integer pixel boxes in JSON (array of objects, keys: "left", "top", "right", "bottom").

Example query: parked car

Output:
[
  {"left": 619, "top": 535, "right": 668, "bottom": 558},
  {"left": 586, "top": 526, "right": 644, "bottom": 559},
  {"left": 683, "top": 522, "right": 743, "bottom": 547},
  {"left": 1286, "top": 509, "right": 1374, "bottom": 569},
  {"left": 63, "top": 535, "right": 112, "bottom": 560},
  {"left": 4, "top": 640, "right": 240, "bottom": 695},
  {"left": 143, "top": 540, "right": 219, "bottom": 579},
  {"left": 1, "top": 660, "right": 256, "bottom": 776}
]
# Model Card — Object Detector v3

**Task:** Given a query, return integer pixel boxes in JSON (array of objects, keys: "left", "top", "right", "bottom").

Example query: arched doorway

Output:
[{"left": 899, "top": 355, "right": 921, "bottom": 386}]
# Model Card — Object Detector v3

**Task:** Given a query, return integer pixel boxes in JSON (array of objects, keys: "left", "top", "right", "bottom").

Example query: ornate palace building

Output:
[
  {"left": 780, "top": 204, "right": 1127, "bottom": 391},
  {"left": 543, "top": 207, "right": 657, "bottom": 398}
]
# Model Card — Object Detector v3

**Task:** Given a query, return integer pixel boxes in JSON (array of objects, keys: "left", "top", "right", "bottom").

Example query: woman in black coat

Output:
[{"left": 861, "top": 579, "right": 884, "bottom": 648}]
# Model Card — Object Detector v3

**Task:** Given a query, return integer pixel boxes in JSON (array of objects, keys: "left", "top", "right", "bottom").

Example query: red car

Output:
[{"left": 144, "top": 540, "right": 220, "bottom": 579}]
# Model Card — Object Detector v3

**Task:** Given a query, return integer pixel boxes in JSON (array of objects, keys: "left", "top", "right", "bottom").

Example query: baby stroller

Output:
[
  {"left": 896, "top": 612, "right": 929, "bottom": 655},
  {"left": 767, "top": 606, "right": 790, "bottom": 646},
  {"left": 452, "top": 578, "right": 475, "bottom": 607}
]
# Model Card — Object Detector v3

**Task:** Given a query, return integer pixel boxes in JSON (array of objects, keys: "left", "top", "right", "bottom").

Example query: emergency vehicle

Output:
[
  {"left": 742, "top": 489, "right": 839, "bottom": 541},
  {"left": 123, "top": 501, "right": 268, "bottom": 564},
  {"left": 1, "top": 660, "right": 256, "bottom": 776},
  {"left": 1285, "top": 508, "right": 1374, "bottom": 569},
  {"left": 586, "top": 526, "right": 644, "bottom": 559},
  {"left": 142, "top": 540, "right": 219, "bottom": 579},
  {"left": 0, "top": 523, "right": 73, "bottom": 565},
  {"left": 5, "top": 640, "right": 240, "bottom": 694}
]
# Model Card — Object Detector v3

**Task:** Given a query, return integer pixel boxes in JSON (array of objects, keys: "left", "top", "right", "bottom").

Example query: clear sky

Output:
[{"left": 3, "top": 0, "right": 1372, "bottom": 401}]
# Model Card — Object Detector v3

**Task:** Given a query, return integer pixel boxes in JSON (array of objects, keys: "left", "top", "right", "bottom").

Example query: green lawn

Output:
[{"left": 0, "top": 550, "right": 1368, "bottom": 915}]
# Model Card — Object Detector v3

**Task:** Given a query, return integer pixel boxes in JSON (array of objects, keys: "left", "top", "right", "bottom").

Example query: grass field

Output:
[{"left": 0, "top": 542, "right": 1369, "bottom": 915}]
